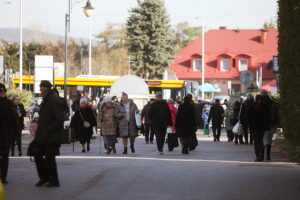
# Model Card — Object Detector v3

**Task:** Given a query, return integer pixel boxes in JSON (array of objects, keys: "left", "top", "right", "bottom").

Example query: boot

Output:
[
  {"left": 130, "top": 144, "right": 135, "bottom": 153},
  {"left": 112, "top": 144, "right": 116, "bottom": 154},
  {"left": 266, "top": 145, "right": 271, "bottom": 160},
  {"left": 122, "top": 147, "right": 128, "bottom": 154},
  {"left": 10, "top": 147, "right": 15, "bottom": 156}
]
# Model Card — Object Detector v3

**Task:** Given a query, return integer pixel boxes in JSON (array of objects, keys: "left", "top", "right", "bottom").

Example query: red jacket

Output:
[{"left": 168, "top": 104, "right": 178, "bottom": 131}]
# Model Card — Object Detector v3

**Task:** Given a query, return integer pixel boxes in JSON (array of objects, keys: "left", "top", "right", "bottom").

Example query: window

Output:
[
  {"left": 239, "top": 59, "right": 248, "bottom": 71},
  {"left": 220, "top": 59, "right": 230, "bottom": 71},
  {"left": 193, "top": 59, "right": 202, "bottom": 71}
]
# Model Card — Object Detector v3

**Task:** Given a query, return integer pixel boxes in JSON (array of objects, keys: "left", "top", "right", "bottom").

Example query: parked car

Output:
[{"left": 210, "top": 95, "right": 230, "bottom": 104}]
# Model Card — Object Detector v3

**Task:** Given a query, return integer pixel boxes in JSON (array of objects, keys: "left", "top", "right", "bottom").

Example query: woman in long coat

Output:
[
  {"left": 98, "top": 98, "right": 117, "bottom": 154},
  {"left": 175, "top": 96, "right": 196, "bottom": 154},
  {"left": 0, "top": 83, "right": 18, "bottom": 184},
  {"left": 71, "top": 98, "right": 97, "bottom": 153},
  {"left": 115, "top": 92, "right": 138, "bottom": 154},
  {"left": 248, "top": 94, "right": 271, "bottom": 162}
]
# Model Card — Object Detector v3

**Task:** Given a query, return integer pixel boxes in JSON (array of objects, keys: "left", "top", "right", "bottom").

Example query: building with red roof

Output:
[{"left": 168, "top": 27, "right": 278, "bottom": 95}]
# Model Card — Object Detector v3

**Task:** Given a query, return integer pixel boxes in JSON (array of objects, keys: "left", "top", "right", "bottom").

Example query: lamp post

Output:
[
  {"left": 83, "top": 0, "right": 94, "bottom": 96},
  {"left": 64, "top": 0, "right": 93, "bottom": 99},
  {"left": 83, "top": 0, "right": 94, "bottom": 76},
  {"left": 201, "top": 17, "right": 205, "bottom": 100},
  {"left": 19, "top": 0, "right": 23, "bottom": 90}
]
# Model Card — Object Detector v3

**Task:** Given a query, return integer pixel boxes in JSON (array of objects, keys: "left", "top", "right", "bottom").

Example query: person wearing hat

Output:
[
  {"left": 98, "top": 97, "right": 117, "bottom": 154},
  {"left": 148, "top": 91, "right": 172, "bottom": 154},
  {"left": 34, "top": 80, "right": 65, "bottom": 187},
  {"left": 115, "top": 92, "right": 139, "bottom": 154},
  {"left": 70, "top": 98, "right": 97, "bottom": 153},
  {"left": 0, "top": 83, "right": 18, "bottom": 184}
]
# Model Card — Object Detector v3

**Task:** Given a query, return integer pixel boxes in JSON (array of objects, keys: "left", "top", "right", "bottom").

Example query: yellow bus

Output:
[{"left": 13, "top": 75, "right": 198, "bottom": 101}]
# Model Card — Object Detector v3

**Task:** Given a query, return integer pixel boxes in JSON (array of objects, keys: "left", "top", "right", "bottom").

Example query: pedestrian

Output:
[
  {"left": 114, "top": 92, "right": 139, "bottom": 154},
  {"left": 224, "top": 103, "right": 234, "bottom": 142},
  {"left": 208, "top": 99, "right": 224, "bottom": 142},
  {"left": 261, "top": 91, "right": 279, "bottom": 161},
  {"left": 185, "top": 94, "right": 199, "bottom": 151},
  {"left": 175, "top": 96, "right": 196, "bottom": 154},
  {"left": 148, "top": 91, "right": 172, "bottom": 154},
  {"left": 141, "top": 98, "right": 155, "bottom": 144},
  {"left": 167, "top": 98, "right": 178, "bottom": 151},
  {"left": 239, "top": 94, "right": 254, "bottom": 145},
  {"left": 233, "top": 97, "right": 244, "bottom": 144},
  {"left": 34, "top": 80, "right": 64, "bottom": 187},
  {"left": 0, "top": 83, "right": 18, "bottom": 184},
  {"left": 70, "top": 98, "right": 97, "bottom": 153},
  {"left": 248, "top": 94, "right": 271, "bottom": 162},
  {"left": 202, "top": 103, "right": 211, "bottom": 136},
  {"left": 98, "top": 97, "right": 117, "bottom": 154},
  {"left": 11, "top": 95, "right": 26, "bottom": 157},
  {"left": 29, "top": 112, "right": 39, "bottom": 139}
]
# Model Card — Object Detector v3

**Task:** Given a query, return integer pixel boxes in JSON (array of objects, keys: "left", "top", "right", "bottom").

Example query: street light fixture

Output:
[{"left": 83, "top": 0, "right": 94, "bottom": 17}]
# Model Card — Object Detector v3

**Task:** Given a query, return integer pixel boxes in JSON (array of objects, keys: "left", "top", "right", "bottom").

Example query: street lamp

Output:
[
  {"left": 64, "top": 0, "right": 94, "bottom": 99},
  {"left": 19, "top": 0, "right": 23, "bottom": 90},
  {"left": 83, "top": 0, "right": 94, "bottom": 77}
]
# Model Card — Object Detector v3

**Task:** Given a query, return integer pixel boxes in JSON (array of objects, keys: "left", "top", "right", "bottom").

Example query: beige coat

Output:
[
  {"left": 114, "top": 99, "right": 138, "bottom": 138},
  {"left": 98, "top": 102, "right": 117, "bottom": 136}
]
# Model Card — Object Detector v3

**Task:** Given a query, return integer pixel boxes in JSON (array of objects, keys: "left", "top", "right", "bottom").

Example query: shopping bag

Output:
[
  {"left": 204, "top": 128, "right": 210, "bottom": 135},
  {"left": 237, "top": 123, "right": 244, "bottom": 136},
  {"left": 135, "top": 112, "right": 142, "bottom": 128},
  {"left": 167, "top": 133, "right": 179, "bottom": 150},
  {"left": 166, "top": 127, "right": 173, "bottom": 134},
  {"left": 232, "top": 122, "right": 239, "bottom": 134}
]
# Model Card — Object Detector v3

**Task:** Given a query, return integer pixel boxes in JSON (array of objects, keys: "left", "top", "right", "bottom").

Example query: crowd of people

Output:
[{"left": 0, "top": 80, "right": 279, "bottom": 187}]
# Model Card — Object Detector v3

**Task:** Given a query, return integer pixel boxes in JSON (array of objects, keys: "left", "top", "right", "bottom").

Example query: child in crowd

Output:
[{"left": 29, "top": 112, "right": 39, "bottom": 139}]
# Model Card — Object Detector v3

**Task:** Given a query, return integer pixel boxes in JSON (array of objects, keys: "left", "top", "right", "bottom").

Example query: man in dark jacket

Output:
[
  {"left": 0, "top": 83, "right": 18, "bottom": 184},
  {"left": 141, "top": 98, "right": 155, "bottom": 144},
  {"left": 11, "top": 95, "right": 26, "bottom": 156},
  {"left": 208, "top": 99, "right": 224, "bottom": 141},
  {"left": 148, "top": 91, "right": 172, "bottom": 154},
  {"left": 239, "top": 94, "right": 254, "bottom": 145},
  {"left": 34, "top": 80, "right": 64, "bottom": 187}
]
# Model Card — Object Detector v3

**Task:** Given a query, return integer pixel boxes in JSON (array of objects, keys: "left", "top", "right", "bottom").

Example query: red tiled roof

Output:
[{"left": 169, "top": 28, "right": 278, "bottom": 80}]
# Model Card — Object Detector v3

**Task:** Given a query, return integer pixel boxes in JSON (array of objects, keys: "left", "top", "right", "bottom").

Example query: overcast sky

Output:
[{"left": 0, "top": 0, "right": 277, "bottom": 38}]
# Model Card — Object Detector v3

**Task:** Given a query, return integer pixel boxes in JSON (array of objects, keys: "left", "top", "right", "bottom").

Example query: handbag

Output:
[
  {"left": 79, "top": 111, "right": 91, "bottom": 128},
  {"left": 27, "top": 140, "right": 39, "bottom": 161}
]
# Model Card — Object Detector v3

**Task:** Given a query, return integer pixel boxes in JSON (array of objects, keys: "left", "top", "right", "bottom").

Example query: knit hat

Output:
[
  {"left": 80, "top": 98, "right": 88, "bottom": 104},
  {"left": 103, "top": 97, "right": 112, "bottom": 103},
  {"left": 0, "top": 83, "right": 6, "bottom": 92},
  {"left": 122, "top": 91, "right": 128, "bottom": 96},
  {"left": 39, "top": 80, "right": 53, "bottom": 88},
  {"left": 155, "top": 91, "right": 162, "bottom": 96}
]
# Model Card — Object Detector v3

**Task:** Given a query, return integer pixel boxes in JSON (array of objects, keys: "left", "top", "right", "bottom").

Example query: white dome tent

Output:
[{"left": 110, "top": 75, "right": 149, "bottom": 98}]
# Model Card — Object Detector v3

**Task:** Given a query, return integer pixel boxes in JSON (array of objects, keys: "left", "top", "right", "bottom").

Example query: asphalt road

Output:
[{"left": 4, "top": 131, "right": 300, "bottom": 200}]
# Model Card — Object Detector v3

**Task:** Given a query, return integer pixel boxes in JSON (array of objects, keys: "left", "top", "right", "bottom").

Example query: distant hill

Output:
[{"left": 0, "top": 28, "right": 93, "bottom": 44}]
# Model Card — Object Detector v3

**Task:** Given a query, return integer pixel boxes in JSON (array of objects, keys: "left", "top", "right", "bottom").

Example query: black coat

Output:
[
  {"left": 35, "top": 92, "right": 65, "bottom": 144},
  {"left": 141, "top": 103, "right": 152, "bottom": 125},
  {"left": 239, "top": 99, "right": 254, "bottom": 126},
  {"left": 148, "top": 100, "right": 172, "bottom": 127},
  {"left": 70, "top": 107, "right": 97, "bottom": 142},
  {"left": 248, "top": 102, "right": 271, "bottom": 132},
  {"left": 232, "top": 101, "right": 242, "bottom": 124},
  {"left": 175, "top": 102, "right": 196, "bottom": 138},
  {"left": 208, "top": 104, "right": 224, "bottom": 126},
  {"left": 15, "top": 103, "right": 26, "bottom": 130},
  {"left": 0, "top": 97, "right": 18, "bottom": 155}
]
